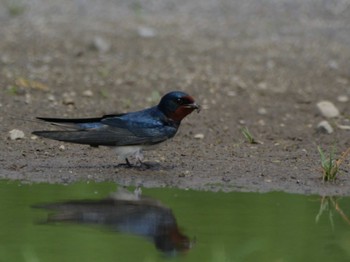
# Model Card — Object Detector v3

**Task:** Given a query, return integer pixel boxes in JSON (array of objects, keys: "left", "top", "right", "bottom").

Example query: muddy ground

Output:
[{"left": 1, "top": 0, "right": 350, "bottom": 195}]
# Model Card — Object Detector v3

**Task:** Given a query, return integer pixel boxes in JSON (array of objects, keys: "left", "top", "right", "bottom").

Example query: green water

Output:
[{"left": 0, "top": 180, "right": 350, "bottom": 262}]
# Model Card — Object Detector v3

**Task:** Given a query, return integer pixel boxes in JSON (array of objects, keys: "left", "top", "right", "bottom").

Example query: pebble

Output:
[
  {"left": 258, "top": 119, "right": 266, "bottom": 126},
  {"left": 257, "top": 82, "right": 267, "bottom": 90},
  {"left": 317, "top": 120, "right": 333, "bottom": 134},
  {"left": 337, "top": 95, "right": 349, "bottom": 103},
  {"left": 336, "top": 78, "right": 348, "bottom": 85},
  {"left": 59, "top": 145, "right": 66, "bottom": 151},
  {"left": 194, "top": 133, "right": 204, "bottom": 139},
  {"left": 337, "top": 124, "right": 350, "bottom": 130},
  {"left": 201, "top": 104, "right": 210, "bottom": 110},
  {"left": 232, "top": 76, "right": 247, "bottom": 89},
  {"left": 82, "top": 90, "right": 93, "bottom": 97},
  {"left": 328, "top": 60, "right": 338, "bottom": 69},
  {"left": 257, "top": 107, "right": 267, "bottom": 115},
  {"left": 316, "top": 101, "right": 340, "bottom": 118},
  {"left": 137, "top": 26, "right": 157, "bottom": 38},
  {"left": 62, "top": 92, "right": 76, "bottom": 105},
  {"left": 47, "top": 94, "right": 56, "bottom": 102},
  {"left": 91, "top": 36, "right": 111, "bottom": 53},
  {"left": 179, "top": 170, "right": 190, "bottom": 177},
  {"left": 9, "top": 129, "right": 25, "bottom": 140},
  {"left": 227, "top": 91, "right": 236, "bottom": 97},
  {"left": 25, "top": 93, "right": 32, "bottom": 104}
]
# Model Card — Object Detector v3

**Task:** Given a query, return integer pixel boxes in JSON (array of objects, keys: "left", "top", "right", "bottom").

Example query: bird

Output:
[{"left": 33, "top": 91, "right": 200, "bottom": 166}]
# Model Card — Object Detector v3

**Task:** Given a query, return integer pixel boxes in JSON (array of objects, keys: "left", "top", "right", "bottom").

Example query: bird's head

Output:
[{"left": 157, "top": 91, "right": 200, "bottom": 123}]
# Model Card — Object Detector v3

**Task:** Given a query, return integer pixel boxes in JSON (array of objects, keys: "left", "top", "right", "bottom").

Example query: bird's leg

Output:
[
  {"left": 137, "top": 158, "right": 144, "bottom": 166},
  {"left": 137, "top": 158, "right": 152, "bottom": 169},
  {"left": 135, "top": 150, "right": 151, "bottom": 169},
  {"left": 125, "top": 158, "right": 132, "bottom": 167}
]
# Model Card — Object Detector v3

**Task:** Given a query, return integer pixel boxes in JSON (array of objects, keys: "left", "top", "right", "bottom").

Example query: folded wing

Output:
[{"left": 33, "top": 113, "right": 177, "bottom": 146}]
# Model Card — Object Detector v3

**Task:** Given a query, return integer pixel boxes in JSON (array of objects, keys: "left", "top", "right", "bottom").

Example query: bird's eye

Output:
[
  {"left": 176, "top": 97, "right": 193, "bottom": 105},
  {"left": 176, "top": 98, "right": 183, "bottom": 104}
]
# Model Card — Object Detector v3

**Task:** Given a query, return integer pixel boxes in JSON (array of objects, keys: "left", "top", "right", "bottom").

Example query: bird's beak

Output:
[{"left": 185, "top": 103, "right": 201, "bottom": 113}]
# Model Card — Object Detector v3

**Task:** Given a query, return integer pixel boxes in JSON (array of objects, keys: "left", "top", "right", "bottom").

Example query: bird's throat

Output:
[{"left": 169, "top": 106, "right": 196, "bottom": 122}]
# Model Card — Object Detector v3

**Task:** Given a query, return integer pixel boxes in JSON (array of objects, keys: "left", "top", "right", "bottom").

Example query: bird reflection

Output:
[{"left": 35, "top": 187, "right": 191, "bottom": 254}]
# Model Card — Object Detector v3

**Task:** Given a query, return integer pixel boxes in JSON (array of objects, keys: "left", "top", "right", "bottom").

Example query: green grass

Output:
[
  {"left": 6, "top": 1, "right": 26, "bottom": 16},
  {"left": 97, "top": 67, "right": 110, "bottom": 78},
  {"left": 130, "top": 1, "right": 143, "bottom": 17},
  {"left": 6, "top": 85, "right": 20, "bottom": 95},
  {"left": 318, "top": 146, "right": 350, "bottom": 182},
  {"left": 99, "top": 90, "right": 108, "bottom": 99},
  {"left": 318, "top": 146, "right": 338, "bottom": 181},
  {"left": 241, "top": 127, "right": 258, "bottom": 144}
]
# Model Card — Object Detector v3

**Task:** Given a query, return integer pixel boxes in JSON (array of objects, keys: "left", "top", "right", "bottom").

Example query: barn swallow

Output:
[{"left": 33, "top": 91, "right": 200, "bottom": 166}]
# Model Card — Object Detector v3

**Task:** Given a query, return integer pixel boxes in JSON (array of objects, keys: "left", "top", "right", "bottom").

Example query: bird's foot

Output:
[
  {"left": 116, "top": 157, "right": 158, "bottom": 170},
  {"left": 125, "top": 158, "right": 132, "bottom": 167},
  {"left": 137, "top": 159, "right": 152, "bottom": 169},
  {"left": 115, "top": 158, "right": 133, "bottom": 168}
]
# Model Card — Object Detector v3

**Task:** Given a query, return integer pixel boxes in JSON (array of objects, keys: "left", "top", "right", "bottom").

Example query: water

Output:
[{"left": 1, "top": 180, "right": 350, "bottom": 262}]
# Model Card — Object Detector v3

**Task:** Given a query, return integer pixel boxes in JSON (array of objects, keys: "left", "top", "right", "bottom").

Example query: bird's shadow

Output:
[
  {"left": 115, "top": 161, "right": 167, "bottom": 171},
  {"left": 35, "top": 161, "right": 175, "bottom": 171}
]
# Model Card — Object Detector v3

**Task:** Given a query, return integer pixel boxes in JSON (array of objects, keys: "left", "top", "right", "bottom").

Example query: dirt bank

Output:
[{"left": 1, "top": 0, "right": 350, "bottom": 195}]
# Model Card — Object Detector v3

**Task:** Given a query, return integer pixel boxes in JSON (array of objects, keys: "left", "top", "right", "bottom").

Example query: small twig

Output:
[{"left": 336, "top": 147, "right": 350, "bottom": 166}]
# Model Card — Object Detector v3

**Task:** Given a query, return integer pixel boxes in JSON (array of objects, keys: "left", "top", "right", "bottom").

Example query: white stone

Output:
[
  {"left": 316, "top": 101, "right": 340, "bottom": 118},
  {"left": 9, "top": 129, "right": 25, "bottom": 140},
  {"left": 258, "top": 107, "right": 267, "bottom": 115},
  {"left": 328, "top": 60, "right": 339, "bottom": 69},
  {"left": 194, "top": 133, "right": 204, "bottom": 139},
  {"left": 337, "top": 95, "right": 349, "bottom": 103},
  {"left": 47, "top": 94, "right": 56, "bottom": 102},
  {"left": 62, "top": 92, "right": 76, "bottom": 105},
  {"left": 82, "top": 90, "right": 93, "bottom": 97},
  {"left": 25, "top": 93, "right": 31, "bottom": 104},
  {"left": 257, "top": 82, "right": 267, "bottom": 90},
  {"left": 337, "top": 124, "right": 350, "bottom": 130},
  {"left": 317, "top": 120, "right": 334, "bottom": 134},
  {"left": 137, "top": 26, "right": 157, "bottom": 38},
  {"left": 258, "top": 119, "right": 266, "bottom": 126},
  {"left": 91, "top": 36, "right": 111, "bottom": 53}
]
